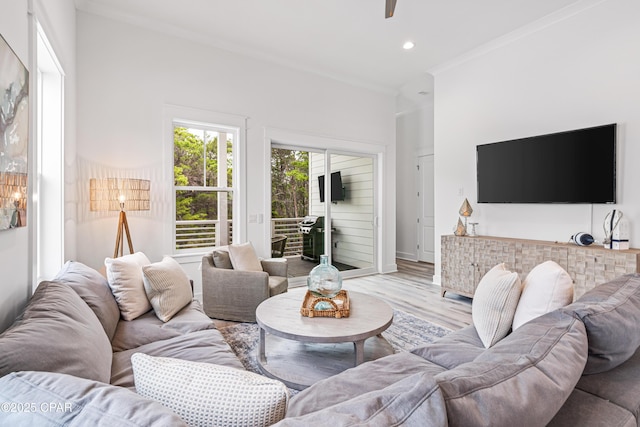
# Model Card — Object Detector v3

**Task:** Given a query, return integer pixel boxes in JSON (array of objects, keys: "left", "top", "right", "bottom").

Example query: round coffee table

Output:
[{"left": 255, "top": 287, "right": 394, "bottom": 390}]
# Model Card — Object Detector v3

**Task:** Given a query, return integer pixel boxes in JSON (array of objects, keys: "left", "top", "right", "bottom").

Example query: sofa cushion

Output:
[
  {"left": 472, "top": 263, "right": 522, "bottom": 348},
  {"left": 228, "top": 242, "right": 263, "bottom": 272},
  {"left": 0, "top": 371, "right": 187, "bottom": 426},
  {"left": 434, "top": 309, "right": 588, "bottom": 427},
  {"left": 567, "top": 273, "right": 640, "bottom": 374},
  {"left": 512, "top": 260, "right": 573, "bottom": 330},
  {"left": 132, "top": 353, "right": 289, "bottom": 427},
  {"left": 111, "top": 300, "right": 215, "bottom": 352},
  {"left": 53, "top": 260, "right": 120, "bottom": 340},
  {"left": 261, "top": 258, "right": 288, "bottom": 277},
  {"left": 142, "top": 256, "right": 193, "bottom": 322},
  {"left": 568, "top": 346, "right": 640, "bottom": 424},
  {"left": 111, "top": 329, "right": 245, "bottom": 389},
  {"left": 268, "top": 276, "right": 289, "bottom": 296},
  {"left": 547, "top": 387, "right": 636, "bottom": 427},
  {"left": 279, "top": 371, "right": 448, "bottom": 427},
  {"left": 105, "top": 252, "right": 152, "bottom": 321},
  {"left": 286, "top": 351, "right": 446, "bottom": 418},
  {"left": 411, "top": 325, "right": 485, "bottom": 369},
  {"left": 0, "top": 282, "right": 112, "bottom": 383}
]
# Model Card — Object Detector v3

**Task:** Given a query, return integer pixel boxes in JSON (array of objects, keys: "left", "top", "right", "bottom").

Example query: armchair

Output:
[{"left": 202, "top": 251, "right": 288, "bottom": 322}]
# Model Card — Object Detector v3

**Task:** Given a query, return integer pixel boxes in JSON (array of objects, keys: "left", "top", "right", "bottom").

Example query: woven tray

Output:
[{"left": 300, "top": 290, "right": 350, "bottom": 318}]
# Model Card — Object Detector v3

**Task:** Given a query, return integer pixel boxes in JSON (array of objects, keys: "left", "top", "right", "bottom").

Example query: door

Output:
[
  {"left": 418, "top": 155, "right": 434, "bottom": 263},
  {"left": 270, "top": 145, "right": 376, "bottom": 282}
]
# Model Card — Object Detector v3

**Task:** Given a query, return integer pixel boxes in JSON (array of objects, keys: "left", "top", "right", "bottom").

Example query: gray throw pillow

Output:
[
  {"left": 567, "top": 273, "right": 640, "bottom": 374},
  {"left": 142, "top": 256, "right": 193, "bottom": 322},
  {"left": 213, "top": 250, "right": 233, "bottom": 269},
  {"left": 0, "top": 282, "right": 113, "bottom": 383},
  {"left": 53, "top": 260, "right": 120, "bottom": 340}
]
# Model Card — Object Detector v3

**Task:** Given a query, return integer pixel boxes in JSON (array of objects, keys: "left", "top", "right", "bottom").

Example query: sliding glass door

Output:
[
  {"left": 271, "top": 145, "right": 375, "bottom": 281},
  {"left": 326, "top": 153, "right": 375, "bottom": 272}
]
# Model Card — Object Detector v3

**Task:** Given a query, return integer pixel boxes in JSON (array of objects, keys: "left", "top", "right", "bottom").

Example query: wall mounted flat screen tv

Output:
[
  {"left": 318, "top": 171, "right": 345, "bottom": 202},
  {"left": 477, "top": 124, "right": 616, "bottom": 204}
]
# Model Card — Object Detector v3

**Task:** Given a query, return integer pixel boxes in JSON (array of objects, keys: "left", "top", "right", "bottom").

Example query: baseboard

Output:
[{"left": 396, "top": 252, "right": 418, "bottom": 261}]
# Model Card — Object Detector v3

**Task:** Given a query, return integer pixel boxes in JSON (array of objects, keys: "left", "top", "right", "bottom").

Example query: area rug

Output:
[{"left": 217, "top": 309, "right": 452, "bottom": 377}]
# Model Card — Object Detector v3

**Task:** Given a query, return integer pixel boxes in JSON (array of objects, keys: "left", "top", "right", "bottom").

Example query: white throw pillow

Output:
[
  {"left": 512, "top": 260, "right": 573, "bottom": 330},
  {"left": 228, "top": 242, "right": 263, "bottom": 272},
  {"left": 131, "top": 353, "right": 289, "bottom": 427},
  {"left": 105, "top": 252, "right": 152, "bottom": 321},
  {"left": 142, "top": 256, "right": 193, "bottom": 322},
  {"left": 472, "top": 263, "right": 522, "bottom": 348}
]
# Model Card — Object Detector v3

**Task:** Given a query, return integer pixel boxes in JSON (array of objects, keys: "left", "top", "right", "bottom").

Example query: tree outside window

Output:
[{"left": 174, "top": 124, "right": 235, "bottom": 251}]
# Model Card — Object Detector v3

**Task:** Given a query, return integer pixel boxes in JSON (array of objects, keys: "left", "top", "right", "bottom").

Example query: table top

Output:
[{"left": 256, "top": 287, "right": 394, "bottom": 343}]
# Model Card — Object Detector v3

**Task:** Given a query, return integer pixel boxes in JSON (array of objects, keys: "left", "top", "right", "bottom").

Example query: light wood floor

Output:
[
  {"left": 213, "top": 259, "right": 472, "bottom": 331},
  {"left": 342, "top": 259, "right": 472, "bottom": 331}
]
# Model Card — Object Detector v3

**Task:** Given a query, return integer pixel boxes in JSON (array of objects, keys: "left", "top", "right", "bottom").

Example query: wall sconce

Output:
[{"left": 90, "top": 178, "right": 150, "bottom": 258}]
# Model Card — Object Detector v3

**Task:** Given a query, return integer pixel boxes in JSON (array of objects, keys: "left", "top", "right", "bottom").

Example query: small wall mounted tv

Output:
[
  {"left": 476, "top": 124, "right": 616, "bottom": 204},
  {"left": 318, "top": 171, "right": 345, "bottom": 202}
]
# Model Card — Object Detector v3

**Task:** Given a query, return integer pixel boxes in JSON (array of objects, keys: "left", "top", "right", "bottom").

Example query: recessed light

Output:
[{"left": 403, "top": 41, "right": 415, "bottom": 50}]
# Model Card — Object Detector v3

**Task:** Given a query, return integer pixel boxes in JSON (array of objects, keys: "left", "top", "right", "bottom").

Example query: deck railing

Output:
[
  {"left": 175, "top": 220, "right": 233, "bottom": 250},
  {"left": 175, "top": 217, "right": 301, "bottom": 256}
]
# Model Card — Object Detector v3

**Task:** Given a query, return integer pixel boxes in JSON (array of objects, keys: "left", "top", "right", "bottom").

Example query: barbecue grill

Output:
[{"left": 299, "top": 216, "right": 325, "bottom": 261}]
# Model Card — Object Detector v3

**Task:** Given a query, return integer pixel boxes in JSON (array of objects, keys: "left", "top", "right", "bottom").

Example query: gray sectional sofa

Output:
[
  {"left": 1, "top": 258, "right": 639, "bottom": 426},
  {"left": 0, "top": 260, "right": 245, "bottom": 426},
  {"left": 277, "top": 273, "right": 640, "bottom": 426}
]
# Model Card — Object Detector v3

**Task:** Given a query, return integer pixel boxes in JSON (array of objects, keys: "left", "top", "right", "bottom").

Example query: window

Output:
[
  {"left": 173, "top": 121, "right": 237, "bottom": 251},
  {"left": 35, "top": 22, "right": 65, "bottom": 286}
]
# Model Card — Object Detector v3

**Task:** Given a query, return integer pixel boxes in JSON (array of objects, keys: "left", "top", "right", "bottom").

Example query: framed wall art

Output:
[{"left": 0, "top": 33, "right": 29, "bottom": 229}]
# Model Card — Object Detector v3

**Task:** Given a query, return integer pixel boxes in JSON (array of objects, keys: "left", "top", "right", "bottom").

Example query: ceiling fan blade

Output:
[{"left": 385, "top": 0, "right": 397, "bottom": 18}]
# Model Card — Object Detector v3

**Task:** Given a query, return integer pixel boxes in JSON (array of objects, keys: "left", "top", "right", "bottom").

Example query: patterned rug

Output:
[{"left": 217, "top": 309, "right": 452, "bottom": 377}]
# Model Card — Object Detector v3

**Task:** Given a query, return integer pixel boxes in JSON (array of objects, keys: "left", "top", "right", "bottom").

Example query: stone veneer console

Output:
[{"left": 441, "top": 235, "right": 640, "bottom": 299}]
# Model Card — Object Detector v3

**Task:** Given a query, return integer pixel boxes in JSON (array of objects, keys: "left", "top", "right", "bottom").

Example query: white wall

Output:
[
  {"left": 433, "top": 0, "right": 640, "bottom": 282},
  {"left": 395, "top": 99, "right": 434, "bottom": 261},
  {"left": 75, "top": 12, "right": 396, "bottom": 294},
  {"left": 0, "top": 0, "right": 76, "bottom": 332}
]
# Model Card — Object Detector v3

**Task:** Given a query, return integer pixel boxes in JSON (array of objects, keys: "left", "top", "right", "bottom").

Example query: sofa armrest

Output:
[
  {"left": 0, "top": 371, "right": 188, "bottom": 426},
  {"left": 261, "top": 259, "right": 288, "bottom": 277}
]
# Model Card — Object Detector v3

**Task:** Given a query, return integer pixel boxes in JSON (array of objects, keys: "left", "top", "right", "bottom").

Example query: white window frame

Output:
[
  {"left": 163, "top": 105, "right": 247, "bottom": 256},
  {"left": 34, "top": 21, "right": 65, "bottom": 288}
]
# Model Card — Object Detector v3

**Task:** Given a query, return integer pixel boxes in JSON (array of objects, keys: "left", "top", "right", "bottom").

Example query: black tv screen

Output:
[
  {"left": 477, "top": 124, "right": 616, "bottom": 204},
  {"left": 318, "top": 171, "right": 344, "bottom": 202}
]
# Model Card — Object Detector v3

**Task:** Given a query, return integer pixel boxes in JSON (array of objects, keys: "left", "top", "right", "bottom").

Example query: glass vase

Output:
[{"left": 307, "top": 255, "right": 342, "bottom": 300}]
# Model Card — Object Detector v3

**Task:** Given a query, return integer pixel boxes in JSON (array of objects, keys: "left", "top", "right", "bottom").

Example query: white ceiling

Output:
[{"left": 75, "top": 0, "right": 585, "bottom": 93}]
